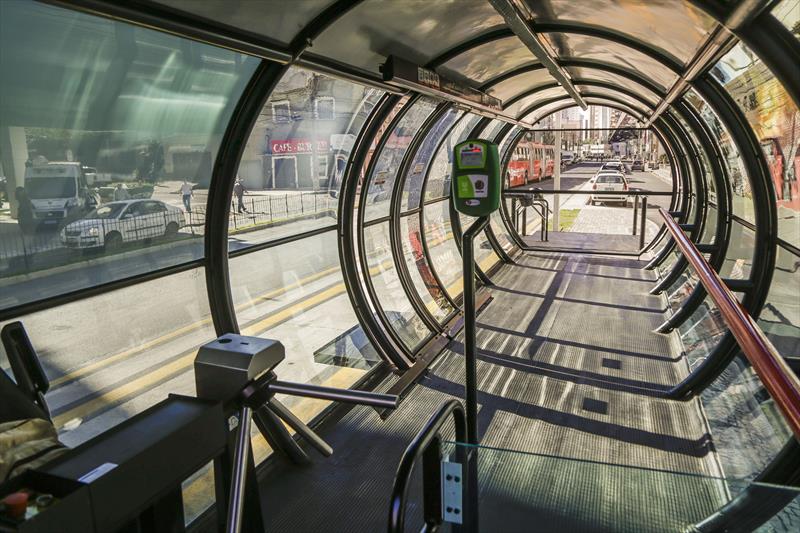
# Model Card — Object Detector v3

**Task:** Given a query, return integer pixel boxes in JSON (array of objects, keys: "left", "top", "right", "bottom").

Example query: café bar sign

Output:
[{"left": 270, "top": 139, "right": 329, "bottom": 154}]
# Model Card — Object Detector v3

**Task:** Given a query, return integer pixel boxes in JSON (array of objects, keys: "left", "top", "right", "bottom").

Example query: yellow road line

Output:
[
  {"left": 50, "top": 265, "right": 340, "bottom": 387},
  {"left": 53, "top": 232, "right": 482, "bottom": 425}
]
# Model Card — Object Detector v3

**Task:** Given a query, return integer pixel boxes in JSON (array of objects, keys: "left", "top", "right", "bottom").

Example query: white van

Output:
[{"left": 24, "top": 162, "right": 95, "bottom": 227}]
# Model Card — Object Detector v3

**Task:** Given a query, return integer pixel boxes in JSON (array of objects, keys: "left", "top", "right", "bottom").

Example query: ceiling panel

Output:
[
  {"left": 526, "top": 0, "right": 716, "bottom": 66},
  {"left": 309, "top": 0, "right": 505, "bottom": 76},
  {"left": 543, "top": 32, "right": 679, "bottom": 91},
  {"left": 437, "top": 36, "right": 534, "bottom": 87},
  {"left": 484, "top": 68, "right": 556, "bottom": 101},
  {"left": 154, "top": 0, "right": 334, "bottom": 45},
  {"left": 565, "top": 67, "right": 661, "bottom": 105}
]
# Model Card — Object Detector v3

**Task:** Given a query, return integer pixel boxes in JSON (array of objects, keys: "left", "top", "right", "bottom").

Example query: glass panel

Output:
[
  {"left": 542, "top": 33, "right": 679, "bottom": 90},
  {"left": 772, "top": 0, "right": 800, "bottom": 39},
  {"left": 400, "top": 214, "right": 453, "bottom": 321},
  {"left": 498, "top": 127, "right": 522, "bottom": 161},
  {"left": 363, "top": 223, "right": 431, "bottom": 349},
  {"left": 710, "top": 42, "right": 800, "bottom": 248},
  {"left": 759, "top": 245, "right": 800, "bottom": 355},
  {"left": 720, "top": 221, "right": 754, "bottom": 280},
  {"left": 489, "top": 209, "right": 516, "bottom": 254},
  {"left": 702, "top": 354, "right": 793, "bottom": 481},
  {"left": 424, "top": 199, "right": 463, "bottom": 299},
  {"left": 564, "top": 67, "right": 661, "bottom": 105},
  {"left": 672, "top": 111, "right": 715, "bottom": 200},
  {"left": 425, "top": 114, "right": 483, "bottom": 202},
  {"left": 401, "top": 109, "right": 463, "bottom": 212},
  {"left": 434, "top": 441, "right": 800, "bottom": 533},
  {"left": 233, "top": 67, "right": 385, "bottom": 249},
  {"left": 534, "top": 0, "right": 717, "bottom": 65},
  {"left": 439, "top": 37, "right": 534, "bottom": 85},
  {"left": 229, "top": 230, "right": 374, "bottom": 393},
  {"left": 526, "top": 100, "right": 573, "bottom": 124},
  {"left": 485, "top": 70, "right": 558, "bottom": 102},
  {"left": 479, "top": 119, "right": 507, "bottom": 143},
  {"left": 576, "top": 86, "right": 649, "bottom": 116},
  {"left": 310, "top": 1, "right": 504, "bottom": 76},
  {"left": 684, "top": 89, "right": 755, "bottom": 224},
  {"left": 677, "top": 293, "right": 724, "bottom": 367},
  {"left": 153, "top": 0, "right": 334, "bottom": 45},
  {"left": 364, "top": 98, "right": 437, "bottom": 221},
  {"left": 504, "top": 87, "right": 569, "bottom": 119},
  {"left": 458, "top": 211, "right": 500, "bottom": 272},
  {"left": 0, "top": 1, "right": 259, "bottom": 310}
]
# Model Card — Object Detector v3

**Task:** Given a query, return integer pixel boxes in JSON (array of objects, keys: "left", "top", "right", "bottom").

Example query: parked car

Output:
[
  {"left": 590, "top": 172, "right": 629, "bottom": 206},
  {"left": 631, "top": 160, "right": 645, "bottom": 171},
  {"left": 60, "top": 199, "right": 184, "bottom": 250}
]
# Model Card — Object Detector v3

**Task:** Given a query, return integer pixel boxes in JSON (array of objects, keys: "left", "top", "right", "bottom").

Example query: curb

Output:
[{"left": 0, "top": 236, "right": 201, "bottom": 285}]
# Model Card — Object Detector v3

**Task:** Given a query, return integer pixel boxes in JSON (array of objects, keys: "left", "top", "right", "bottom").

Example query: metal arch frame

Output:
[
  {"left": 355, "top": 94, "right": 431, "bottom": 366},
  {"left": 688, "top": 0, "right": 800, "bottom": 110},
  {"left": 644, "top": 112, "right": 696, "bottom": 271},
  {"left": 497, "top": 127, "right": 529, "bottom": 251},
  {"left": 425, "top": 28, "right": 516, "bottom": 69},
  {"left": 447, "top": 116, "right": 504, "bottom": 287},
  {"left": 467, "top": 117, "right": 515, "bottom": 265},
  {"left": 647, "top": 111, "right": 703, "bottom": 293},
  {"left": 503, "top": 82, "right": 561, "bottom": 109},
  {"left": 496, "top": 105, "right": 689, "bottom": 256},
  {"left": 517, "top": 93, "right": 648, "bottom": 123},
  {"left": 204, "top": 60, "right": 289, "bottom": 335},
  {"left": 338, "top": 93, "right": 410, "bottom": 370},
  {"left": 389, "top": 103, "right": 455, "bottom": 337},
  {"left": 656, "top": 98, "right": 734, "bottom": 333},
  {"left": 532, "top": 21, "right": 685, "bottom": 74},
  {"left": 668, "top": 73, "right": 779, "bottom": 399},
  {"left": 417, "top": 113, "right": 475, "bottom": 314},
  {"left": 649, "top": 110, "right": 709, "bottom": 296}
]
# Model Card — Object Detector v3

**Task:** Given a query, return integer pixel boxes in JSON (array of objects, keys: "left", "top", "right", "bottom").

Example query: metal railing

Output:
[
  {"left": 388, "top": 399, "right": 471, "bottom": 533},
  {"left": 660, "top": 208, "right": 800, "bottom": 439}
]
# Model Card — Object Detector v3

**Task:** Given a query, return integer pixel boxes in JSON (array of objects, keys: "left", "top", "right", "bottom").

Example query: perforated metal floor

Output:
[{"left": 256, "top": 252, "right": 725, "bottom": 532}]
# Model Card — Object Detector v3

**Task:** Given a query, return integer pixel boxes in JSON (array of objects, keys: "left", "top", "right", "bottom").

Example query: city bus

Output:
[{"left": 507, "top": 140, "right": 555, "bottom": 187}]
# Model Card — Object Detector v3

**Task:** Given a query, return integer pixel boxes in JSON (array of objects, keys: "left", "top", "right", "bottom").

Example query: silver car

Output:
[{"left": 60, "top": 199, "right": 184, "bottom": 250}]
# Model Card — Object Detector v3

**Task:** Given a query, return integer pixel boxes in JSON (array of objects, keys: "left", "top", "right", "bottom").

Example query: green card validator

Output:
[{"left": 452, "top": 139, "right": 501, "bottom": 216}]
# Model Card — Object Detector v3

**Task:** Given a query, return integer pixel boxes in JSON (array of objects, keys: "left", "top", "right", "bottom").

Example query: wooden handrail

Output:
[{"left": 659, "top": 208, "right": 800, "bottom": 439}]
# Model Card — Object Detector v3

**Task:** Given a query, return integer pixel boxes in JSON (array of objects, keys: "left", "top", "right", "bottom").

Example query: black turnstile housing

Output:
[{"left": 1, "top": 395, "right": 226, "bottom": 533}]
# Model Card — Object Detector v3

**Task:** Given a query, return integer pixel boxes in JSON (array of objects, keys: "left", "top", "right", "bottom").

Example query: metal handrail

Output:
[
  {"left": 388, "top": 399, "right": 469, "bottom": 533},
  {"left": 505, "top": 189, "right": 673, "bottom": 196},
  {"left": 660, "top": 208, "right": 800, "bottom": 439}
]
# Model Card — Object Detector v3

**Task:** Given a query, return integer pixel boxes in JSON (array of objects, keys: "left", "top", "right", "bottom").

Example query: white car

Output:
[
  {"left": 590, "top": 172, "right": 629, "bottom": 206},
  {"left": 61, "top": 199, "right": 184, "bottom": 250}
]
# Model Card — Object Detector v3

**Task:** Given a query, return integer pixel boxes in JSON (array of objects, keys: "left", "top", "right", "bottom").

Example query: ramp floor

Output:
[{"left": 255, "top": 252, "right": 725, "bottom": 532}]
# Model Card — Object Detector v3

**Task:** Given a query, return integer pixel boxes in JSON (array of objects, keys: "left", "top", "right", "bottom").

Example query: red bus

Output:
[{"left": 507, "top": 140, "right": 555, "bottom": 188}]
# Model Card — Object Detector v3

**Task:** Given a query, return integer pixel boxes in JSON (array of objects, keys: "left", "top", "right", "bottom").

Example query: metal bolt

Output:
[
  {"left": 446, "top": 507, "right": 453, "bottom": 513},
  {"left": 446, "top": 474, "right": 453, "bottom": 481},
  {"left": 454, "top": 476, "right": 460, "bottom": 482},
  {"left": 454, "top": 509, "right": 461, "bottom": 515}
]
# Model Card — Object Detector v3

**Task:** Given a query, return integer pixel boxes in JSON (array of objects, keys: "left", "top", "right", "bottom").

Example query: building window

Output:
[
  {"left": 272, "top": 100, "right": 291, "bottom": 123},
  {"left": 314, "top": 96, "right": 335, "bottom": 120}
]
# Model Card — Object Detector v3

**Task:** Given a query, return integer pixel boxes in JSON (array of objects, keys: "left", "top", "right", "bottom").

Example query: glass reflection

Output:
[
  {"left": 363, "top": 222, "right": 431, "bottom": 349},
  {"left": 710, "top": 43, "right": 800, "bottom": 248},
  {"left": 683, "top": 89, "right": 755, "bottom": 224},
  {"left": 0, "top": 1, "right": 258, "bottom": 310},
  {"left": 363, "top": 98, "right": 437, "bottom": 221},
  {"left": 233, "top": 67, "right": 385, "bottom": 250},
  {"left": 424, "top": 114, "right": 483, "bottom": 202}
]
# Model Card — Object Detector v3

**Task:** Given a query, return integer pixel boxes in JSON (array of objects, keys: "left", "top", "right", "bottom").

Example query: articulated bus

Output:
[{"left": 507, "top": 140, "right": 556, "bottom": 188}]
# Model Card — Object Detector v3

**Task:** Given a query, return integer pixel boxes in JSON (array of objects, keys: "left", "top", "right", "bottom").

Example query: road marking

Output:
[
  {"left": 51, "top": 233, "right": 467, "bottom": 427},
  {"left": 50, "top": 265, "right": 341, "bottom": 388}
]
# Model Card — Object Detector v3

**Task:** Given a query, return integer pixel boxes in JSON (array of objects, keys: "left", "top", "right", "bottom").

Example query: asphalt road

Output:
[{"left": 2, "top": 207, "right": 466, "bottom": 447}]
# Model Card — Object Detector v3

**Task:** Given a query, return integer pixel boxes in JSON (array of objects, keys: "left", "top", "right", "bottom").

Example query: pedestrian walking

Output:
[
  {"left": 113, "top": 183, "right": 130, "bottom": 201},
  {"left": 233, "top": 178, "right": 248, "bottom": 213},
  {"left": 180, "top": 179, "right": 194, "bottom": 212},
  {"left": 15, "top": 187, "right": 34, "bottom": 235}
]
